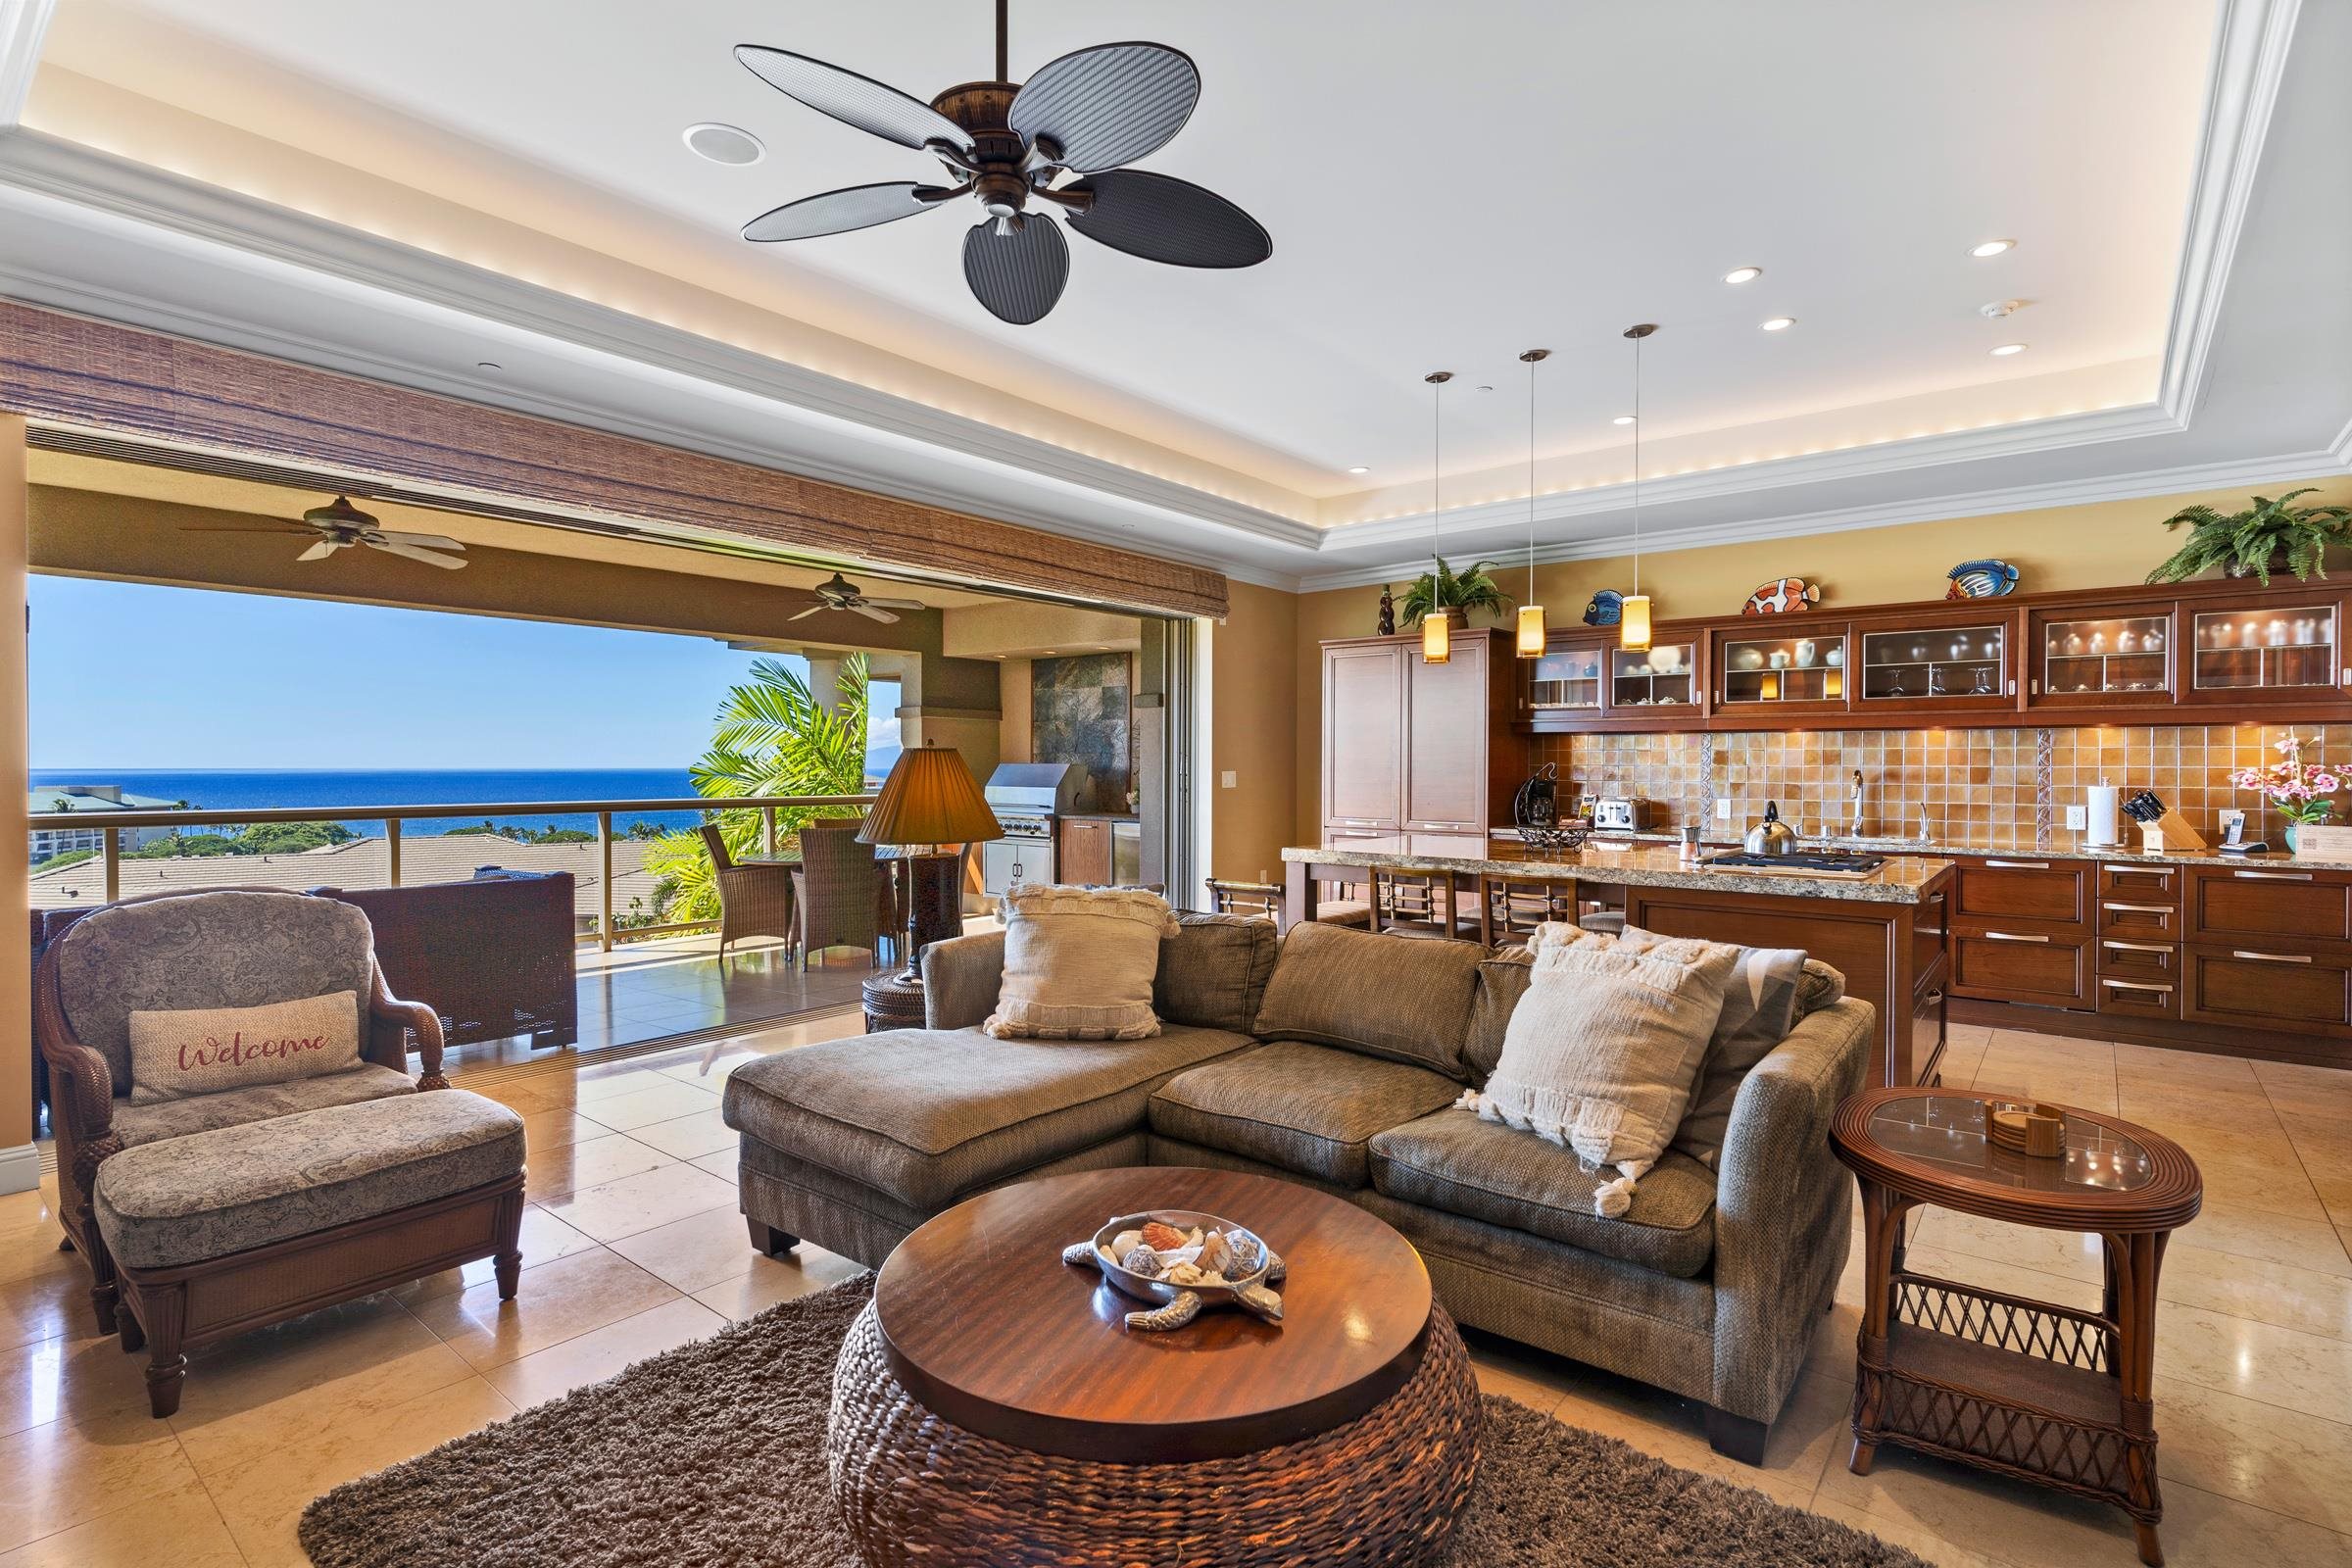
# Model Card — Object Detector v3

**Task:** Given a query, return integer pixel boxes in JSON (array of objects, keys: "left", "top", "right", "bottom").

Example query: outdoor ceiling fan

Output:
[
  {"left": 790, "top": 570, "right": 927, "bottom": 624},
  {"left": 731, "top": 0, "right": 1271, "bottom": 324},
  {"left": 178, "top": 496, "right": 469, "bottom": 570}
]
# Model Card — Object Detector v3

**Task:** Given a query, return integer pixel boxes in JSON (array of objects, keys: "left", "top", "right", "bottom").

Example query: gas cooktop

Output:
[{"left": 1703, "top": 851, "right": 1888, "bottom": 876}]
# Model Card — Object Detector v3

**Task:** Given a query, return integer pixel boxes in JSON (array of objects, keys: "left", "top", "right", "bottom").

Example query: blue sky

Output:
[{"left": 30, "top": 576, "right": 900, "bottom": 770}]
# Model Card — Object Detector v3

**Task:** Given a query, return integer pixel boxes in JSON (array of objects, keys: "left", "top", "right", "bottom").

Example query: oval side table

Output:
[
  {"left": 1831, "top": 1087, "right": 2202, "bottom": 1567},
  {"left": 858, "top": 971, "right": 926, "bottom": 1033}
]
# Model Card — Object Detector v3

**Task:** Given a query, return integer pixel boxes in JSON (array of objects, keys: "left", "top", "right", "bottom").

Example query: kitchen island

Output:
[{"left": 1281, "top": 841, "right": 1956, "bottom": 1087}]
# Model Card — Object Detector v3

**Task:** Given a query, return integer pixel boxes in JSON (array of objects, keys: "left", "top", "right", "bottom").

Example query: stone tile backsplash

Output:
[{"left": 1531, "top": 724, "right": 2352, "bottom": 849}]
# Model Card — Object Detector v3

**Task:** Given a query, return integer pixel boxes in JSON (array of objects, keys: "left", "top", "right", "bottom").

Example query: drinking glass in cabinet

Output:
[
  {"left": 1721, "top": 632, "right": 1842, "bottom": 705},
  {"left": 1610, "top": 643, "right": 1695, "bottom": 708},
  {"left": 2041, "top": 614, "right": 2168, "bottom": 696},
  {"left": 2191, "top": 606, "right": 2335, "bottom": 690},
  {"left": 1862, "top": 623, "right": 2005, "bottom": 702},
  {"left": 1529, "top": 647, "right": 1603, "bottom": 710}
]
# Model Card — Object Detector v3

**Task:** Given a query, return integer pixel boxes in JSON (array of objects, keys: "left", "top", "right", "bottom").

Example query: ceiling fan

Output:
[
  {"left": 790, "top": 571, "right": 927, "bottom": 624},
  {"left": 178, "top": 496, "right": 469, "bottom": 570},
  {"left": 732, "top": 0, "right": 1271, "bottom": 324}
]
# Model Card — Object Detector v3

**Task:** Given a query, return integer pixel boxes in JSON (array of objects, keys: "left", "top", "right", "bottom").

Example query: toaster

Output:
[{"left": 1592, "top": 797, "right": 1653, "bottom": 832}]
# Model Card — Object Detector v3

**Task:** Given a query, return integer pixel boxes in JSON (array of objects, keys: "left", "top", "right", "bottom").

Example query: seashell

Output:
[
  {"left": 1125, "top": 1292, "right": 1201, "bottom": 1332},
  {"left": 1139, "top": 1221, "right": 1187, "bottom": 1252},
  {"left": 1198, "top": 1230, "right": 1232, "bottom": 1277},
  {"left": 1164, "top": 1262, "right": 1210, "bottom": 1288},
  {"left": 1236, "top": 1285, "right": 1285, "bottom": 1322},
  {"left": 1110, "top": 1229, "right": 1145, "bottom": 1257},
  {"left": 1063, "top": 1241, "right": 1104, "bottom": 1270},
  {"left": 1120, "top": 1247, "right": 1165, "bottom": 1278}
]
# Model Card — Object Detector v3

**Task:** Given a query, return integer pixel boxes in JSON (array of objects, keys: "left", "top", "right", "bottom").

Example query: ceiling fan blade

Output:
[
  {"left": 962, "top": 217, "right": 1069, "bottom": 325},
  {"left": 861, "top": 596, "right": 928, "bottom": 611},
  {"left": 370, "top": 530, "right": 466, "bottom": 552},
  {"left": 744, "top": 181, "right": 953, "bottom": 243},
  {"left": 368, "top": 541, "right": 468, "bottom": 570},
  {"left": 734, "top": 46, "right": 973, "bottom": 155},
  {"left": 178, "top": 524, "right": 312, "bottom": 535},
  {"left": 788, "top": 604, "right": 828, "bottom": 620},
  {"left": 851, "top": 604, "right": 901, "bottom": 624},
  {"left": 297, "top": 540, "right": 346, "bottom": 562},
  {"left": 1066, "top": 169, "right": 1271, "bottom": 269},
  {"left": 1009, "top": 42, "right": 1199, "bottom": 173}
]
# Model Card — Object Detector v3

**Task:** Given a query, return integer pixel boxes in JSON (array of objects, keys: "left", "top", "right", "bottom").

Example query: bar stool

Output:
[{"left": 1478, "top": 873, "right": 1581, "bottom": 947}]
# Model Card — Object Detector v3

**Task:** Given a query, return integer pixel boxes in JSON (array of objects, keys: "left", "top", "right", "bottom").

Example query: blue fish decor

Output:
[
  {"left": 1945, "top": 559, "right": 2022, "bottom": 600},
  {"left": 1584, "top": 589, "right": 1624, "bottom": 626}
]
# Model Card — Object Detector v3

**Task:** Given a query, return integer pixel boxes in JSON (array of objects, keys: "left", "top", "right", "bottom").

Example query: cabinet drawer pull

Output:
[
  {"left": 2232, "top": 869, "right": 2314, "bottom": 881},
  {"left": 2231, "top": 950, "right": 2315, "bottom": 964},
  {"left": 2101, "top": 939, "right": 2172, "bottom": 954},
  {"left": 1981, "top": 931, "right": 2052, "bottom": 943},
  {"left": 2103, "top": 903, "right": 2173, "bottom": 914},
  {"left": 1982, "top": 859, "right": 2052, "bottom": 870},
  {"left": 2100, "top": 979, "right": 2175, "bottom": 994}
]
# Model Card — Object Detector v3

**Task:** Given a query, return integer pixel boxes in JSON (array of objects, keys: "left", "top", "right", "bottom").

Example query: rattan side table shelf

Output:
[{"left": 1831, "top": 1087, "right": 2202, "bottom": 1567}]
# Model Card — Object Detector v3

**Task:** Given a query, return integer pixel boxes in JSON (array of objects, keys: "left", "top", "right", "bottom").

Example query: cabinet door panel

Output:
[
  {"left": 1949, "top": 927, "right": 2090, "bottom": 1007},
  {"left": 2097, "top": 974, "right": 2181, "bottom": 1021},
  {"left": 2188, "top": 867, "right": 2352, "bottom": 944},
  {"left": 2185, "top": 946, "right": 2352, "bottom": 1036},
  {"left": 1323, "top": 645, "right": 1404, "bottom": 827},
  {"left": 1951, "top": 858, "right": 2090, "bottom": 927},
  {"left": 1403, "top": 640, "right": 1489, "bottom": 828},
  {"left": 2096, "top": 939, "right": 2180, "bottom": 984}
]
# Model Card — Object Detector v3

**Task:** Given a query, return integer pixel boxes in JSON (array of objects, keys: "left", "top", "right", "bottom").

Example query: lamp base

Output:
[{"left": 898, "top": 851, "right": 968, "bottom": 982}]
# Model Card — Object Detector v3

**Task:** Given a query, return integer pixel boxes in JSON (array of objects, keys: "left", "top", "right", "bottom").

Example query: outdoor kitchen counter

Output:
[{"left": 1280, "top": 843, "right": 1956, "bottom": 1087}]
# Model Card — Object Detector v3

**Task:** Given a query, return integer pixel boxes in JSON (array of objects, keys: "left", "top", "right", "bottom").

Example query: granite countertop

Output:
[
  {"left": 1490, "top": 826, "right": 2352, "bottom": 874},
  {"left": 1284, "top": 842, "right": 1954, "bottom": 905},
  {"left": 1055, "top": 812, "right": 1140, "bottom": 822}
]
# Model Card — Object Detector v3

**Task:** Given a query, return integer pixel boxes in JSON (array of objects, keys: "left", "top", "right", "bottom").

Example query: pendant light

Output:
[
  {"left": 1619, "top": 323, "right": 1658, "bottom": 653},
  {"left": 1514, "top": 348, "right": 1550, "bottom": 658},
  {"left": 1420, "top": 369, "right": 1454, "bottom": 664}
]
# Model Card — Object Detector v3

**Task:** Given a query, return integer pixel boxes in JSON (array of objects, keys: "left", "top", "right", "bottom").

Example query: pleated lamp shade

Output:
[{"left": 857, "top": 742, "right": 1002, "bottom": 848}]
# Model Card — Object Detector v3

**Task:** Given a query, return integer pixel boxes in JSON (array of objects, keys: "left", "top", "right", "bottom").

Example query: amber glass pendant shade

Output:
[
  {"left": 1619, "top": 594, "right": 1653, "bottom": 653},
  {"left": 1515, "top": 603, "right": 1546, "bottom": 657},
  {"left": 1421, "top": 611, "right": 1450, "bottom": 663}
]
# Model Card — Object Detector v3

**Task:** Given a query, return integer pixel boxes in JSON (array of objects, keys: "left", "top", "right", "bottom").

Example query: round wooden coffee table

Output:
[
  {"left": 1833, "top": 1088, "right": 2202, "bottom": 1566},
  {"left": 825, "top": 1166, "right": 1482, "bottom": 1568}
]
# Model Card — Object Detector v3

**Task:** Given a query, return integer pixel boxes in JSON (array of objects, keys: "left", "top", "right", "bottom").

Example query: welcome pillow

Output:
[
  {"left": 126, "top": 990, "right": 364, "bottom": 1102},
  {"left": 984, "top": 886, "right": 1183, "bottom": 1041},
  {"left": 1462, "top": 927, "right": 1735, "bottom": 1213}
]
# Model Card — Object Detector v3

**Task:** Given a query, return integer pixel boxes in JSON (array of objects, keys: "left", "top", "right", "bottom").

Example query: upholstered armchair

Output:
[{"left": 35, "top": 887, "right": 448, "bottom": 1337}]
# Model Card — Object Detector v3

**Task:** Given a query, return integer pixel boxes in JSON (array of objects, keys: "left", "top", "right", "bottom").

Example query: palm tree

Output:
[{"left": 645, "top": 655, "right": 871, "bottom": 923}]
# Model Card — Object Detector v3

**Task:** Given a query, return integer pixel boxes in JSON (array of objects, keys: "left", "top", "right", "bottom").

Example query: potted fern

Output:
[
  {"left": 2145, "top": 489, "right": 2352, "bottom": 587},
  {"left": 1396, "top": 558, "right": 1508, "bottom": 629}
]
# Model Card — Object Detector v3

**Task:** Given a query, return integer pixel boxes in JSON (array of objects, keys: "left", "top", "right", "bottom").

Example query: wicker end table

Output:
[
  {"left": 858, "top": 972, "right": 926, "bottom": 1033},
  {"left": 825, "top": 1167, "right": 1482, "bottom": 1568},
  {"left": 1832, "top": 1088, "right": 2202, "bottom": 1567}
]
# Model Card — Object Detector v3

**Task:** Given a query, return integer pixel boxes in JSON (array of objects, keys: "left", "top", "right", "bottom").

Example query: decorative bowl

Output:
[{"left": 1087, "top": 1208, "right": 1275, "bottom": 1309}]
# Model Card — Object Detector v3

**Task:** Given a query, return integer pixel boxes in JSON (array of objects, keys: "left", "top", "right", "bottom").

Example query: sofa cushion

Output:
[
  {"left": 92, "top": 1088, "right": 522, "bottom": 1271},
  {"left": 1463, "top": 948, "right": 1536, "bottom": 1084},
  {"left": 1154, "top": 912, "right": 1279, "bottom": 1034},
  {"left": 1368, "top": 1108, "right": 1718, "bottom": 1277},
  {"left": 1147, "top": 1040, "right": 1461, "bottom": 1186},
  {"left": 111, "top": 1062, "right": 417, "bottom": 1150},
  {"left": 723, "top": 1024, "right": 1250, "bottom": 1210},
  {"left": 1632, "top": 924, "right": 1809, "bottom": 1169},
  {"left": 126, "top": 990, "right": 363, "bottom": 1102},
  {"left": 1250, "top": 920, "right": 1486, "bottom": 1080},
  {"left": 984, "top": 886, "right": 1183, "bottom": 1041}
]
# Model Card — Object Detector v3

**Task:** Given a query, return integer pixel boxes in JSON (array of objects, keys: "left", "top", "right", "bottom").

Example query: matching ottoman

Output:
[{"left": 94, "top": 1088, "right": 526, "bottom": 1416}]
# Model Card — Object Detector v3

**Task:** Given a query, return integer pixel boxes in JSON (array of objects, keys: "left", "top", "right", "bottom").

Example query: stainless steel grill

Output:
[{"left": 981, "top": 763, "right": 1081, "bottom": 893}]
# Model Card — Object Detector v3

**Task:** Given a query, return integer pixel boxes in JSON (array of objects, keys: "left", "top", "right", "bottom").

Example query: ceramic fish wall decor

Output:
[
  {"left": 1945, "top": 559, "right": 2023, "bottom": 599},
  {"left": 1584, "top": 589, "right": 1624, "bottom": 626},
  {"left": 1741, "top": 577, "right": 1822, "bottom": 615}
]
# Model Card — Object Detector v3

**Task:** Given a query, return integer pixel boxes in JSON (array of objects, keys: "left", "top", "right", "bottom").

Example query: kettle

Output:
[{"left": 1744, "top": 802, "right": 1798, "bottom": 857}]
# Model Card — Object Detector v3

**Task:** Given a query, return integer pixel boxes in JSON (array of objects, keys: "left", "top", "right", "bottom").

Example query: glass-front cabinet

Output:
[
  {"left": 1525, "top": 641, "right": 1604, "bottom": 714},
  {"left": 2180, "top": 591, "right": 2351, "bottom": 708},
  {"left": 1852, "top": 614, "right": 2016, "bottom": 713},
  {"left": 1711, "top": 623, "right": 1852, "bottom": 716},
  {"left": 2027, "top": 605, "right": 2174, "bottom": 709},
  {"left": 1605, "top": 638, "right": 1700, "bottom": 717}
]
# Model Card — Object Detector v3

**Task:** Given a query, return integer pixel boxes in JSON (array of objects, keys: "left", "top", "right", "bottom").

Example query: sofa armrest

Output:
[
  {"left": 1708, "top": 996, "right": 1875, "bottom": 1425},
  {"left": 369, "top": 967, "right": 449, "bottom": 1089},
  {"left": 921, "top": 930, "right": 1005, "bottom": 1031}
]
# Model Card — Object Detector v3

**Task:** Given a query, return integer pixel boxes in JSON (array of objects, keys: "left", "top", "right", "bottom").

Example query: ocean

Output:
[{"left": 24, "top": 767, "right": 883, "bottom": 838}]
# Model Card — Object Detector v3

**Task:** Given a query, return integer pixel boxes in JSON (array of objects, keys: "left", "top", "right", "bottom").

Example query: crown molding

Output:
[
  {"left": 1294, "top": 443, "right": 2352, "bottom": 593},
  {"left": 0, "top": 0, "right": 53, "bottom": 129}
]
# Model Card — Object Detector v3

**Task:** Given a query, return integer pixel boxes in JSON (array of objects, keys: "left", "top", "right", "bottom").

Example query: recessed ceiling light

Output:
[
  {"left": 1970, "top": 238, "right": 2016, "bottom": 258},
  {"left": 1346, "top": 465, "right": 1370, "bottom": 474},
  {"left": 1722, "top": 266, "right": 1763, "bottom": 284},
  {"left": 684, "top": 122, "right": 766, "bottom": 166},
  {"left": 1760, "top": 317, "right": 1795, "bottom": 332},
  {"left": 1612, "top": 416, "right": 1637, "bottom": 425},
  {"left": 1989, "top": 342, "right": 2029, "bottom": 357}
]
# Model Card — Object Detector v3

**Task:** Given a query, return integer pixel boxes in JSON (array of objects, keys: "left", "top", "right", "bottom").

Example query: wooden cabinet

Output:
[
  {"left": 1951, "top": 927, "right": 2091, "bottom": 1007},
  {"left": 1403, "top": 637, "right": 1493, "bottom": 830},
  {"left": 1322, "top": 629, "right": 1521, "bottom": 843},
  {"left": 1525, "top": 639, "right": 1605, "bottom": 717},
  {"left": 2026, "top": 603, "right": 2174, "bottom": 710},
  {"left": 1950, "top": 857, "right": 2091, "bottom": 928},
  {"left": 1603, "top": 638, "right": 1703, "bottom": 725},
  {"left": 1711, "top": 623, "right": 1850, "bottom": 717},
  {"left": 1322, "top": 641, "right": 1405, "bottom": 829},
  {"left": 2187, "top": 864, "right": 2352, "bottom": 944},
  {"left": 2179, "top": 590, "right": 2352, "bottom": 709},
  {"left": 1851, "top": 611, "right": 2018, "bottom": 715},
  {"left": 2184, "top": 946, "right": 2352, "bottom": 1037},
  {"left": 1055, "top": 818, "right": 1112, "bottom": 887}
]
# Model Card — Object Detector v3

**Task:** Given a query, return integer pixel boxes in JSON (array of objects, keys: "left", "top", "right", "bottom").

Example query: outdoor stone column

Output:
[
  {"left": 0, "top": 414, "right": 35, "bottom": 1186},
  {"left": 806, "top": 653, "right": 848, "bottom": 718}
]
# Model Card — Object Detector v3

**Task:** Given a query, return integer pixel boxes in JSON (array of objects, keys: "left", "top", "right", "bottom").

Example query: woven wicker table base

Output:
[{"left": 825, "top": 1299, "right": 1483, "bottom": 1568}]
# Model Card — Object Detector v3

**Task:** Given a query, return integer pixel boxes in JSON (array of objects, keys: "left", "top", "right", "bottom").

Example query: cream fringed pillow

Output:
[
  {"left": 126, "top": 990, "right": 363, "bottom": 1102},
  {"left": 1459, "top": 926, "right": 1735, "bottom": 1215},
  {"left": 983, "top": 886, "right": 1183, "bottom": 1041}
]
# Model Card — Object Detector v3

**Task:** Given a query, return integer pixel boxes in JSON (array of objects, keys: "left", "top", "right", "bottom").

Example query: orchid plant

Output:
[{"left": 2230, "top": 734, "right": 2342, "bottom": 841}]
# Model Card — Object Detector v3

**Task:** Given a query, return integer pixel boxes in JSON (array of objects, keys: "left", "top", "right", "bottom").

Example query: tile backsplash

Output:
[{"left": 1533, "top": 725, "right": 2352, "bottom": 849}]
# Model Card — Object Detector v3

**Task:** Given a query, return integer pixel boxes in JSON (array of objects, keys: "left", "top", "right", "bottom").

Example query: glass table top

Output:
[{"left": 1865, "top": 1094, "right": 2155, "bottom": 1195}]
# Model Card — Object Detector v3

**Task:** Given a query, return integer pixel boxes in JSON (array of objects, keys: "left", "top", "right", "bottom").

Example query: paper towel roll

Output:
[{"left": 2085, "top": 784, "right": 2122, "bottom": 847}]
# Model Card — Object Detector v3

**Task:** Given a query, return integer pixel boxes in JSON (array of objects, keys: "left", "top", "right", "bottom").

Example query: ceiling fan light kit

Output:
[{"left": 733, "top": 1, "right": 1269, "bottom": 324}]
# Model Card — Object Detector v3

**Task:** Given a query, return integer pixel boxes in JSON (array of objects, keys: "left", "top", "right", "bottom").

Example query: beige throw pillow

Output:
[
  {"left": 1461, "top": 927, "right": 1735, "bottom": 1214},
  {"left": 984, "top": 886, "right": 1183, "bottom": 1041},
  {"left": 127, "top": 991, "right": 364, "bottom": 1102}
]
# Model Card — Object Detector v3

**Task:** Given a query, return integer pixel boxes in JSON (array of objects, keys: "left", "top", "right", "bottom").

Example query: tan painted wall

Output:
[
  {"left": 941, "top": 602, "right": 1142, "bottom": 660},
  {"left": 0, "top": 419, "right": 30, "bottom": 1159},
  {"left": 1209, "top": 581, "right": 1299, "bottom": 884},
  {"left": 1291, "top": 473, "right": 2352, "bottom": 846}
]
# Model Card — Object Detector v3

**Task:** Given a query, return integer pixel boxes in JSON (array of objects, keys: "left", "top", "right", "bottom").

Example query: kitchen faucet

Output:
[{"left": 1849, "top": 769, "right": 1866, "bottom": 837}]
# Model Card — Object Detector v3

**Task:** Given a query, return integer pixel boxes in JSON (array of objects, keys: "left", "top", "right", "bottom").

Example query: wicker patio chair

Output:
[
  {"left": 699, "top": 824, "right": 798, "bottom": 961},
  {"left": 791, "top": 819, "right": 885, "bottom": 972}
]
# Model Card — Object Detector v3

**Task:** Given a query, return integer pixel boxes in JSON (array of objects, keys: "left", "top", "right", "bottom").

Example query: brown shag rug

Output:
[{"left": 301, "top": 1276, "right": 1921, "bottom": 1568}]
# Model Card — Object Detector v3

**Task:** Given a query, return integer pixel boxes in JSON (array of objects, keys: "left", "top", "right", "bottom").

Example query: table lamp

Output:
[{"left": 858, "top": 741, "right": 1003, "bottom": 983}]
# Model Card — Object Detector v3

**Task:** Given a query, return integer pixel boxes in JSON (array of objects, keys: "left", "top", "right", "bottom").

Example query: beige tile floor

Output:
[{"left": 6, "top": 1017, "right": 2352, "bottom": 1567}]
